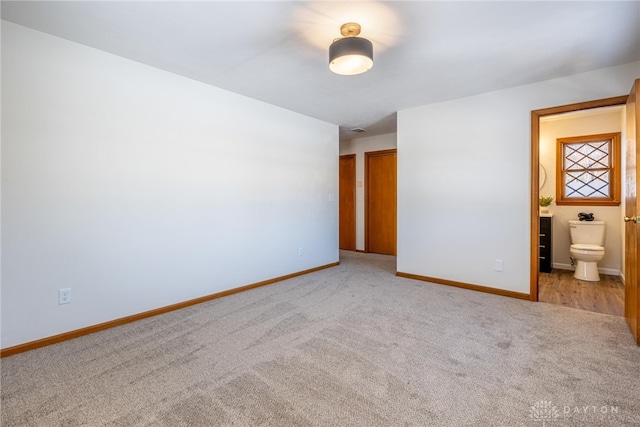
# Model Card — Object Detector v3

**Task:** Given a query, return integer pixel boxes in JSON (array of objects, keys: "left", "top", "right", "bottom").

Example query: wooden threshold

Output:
[
  {"left": 1, "top": 262, "right": 339, "bottom": 358},
  {"left": 396, "top": 271, "right": 530, "bottom": 300}
]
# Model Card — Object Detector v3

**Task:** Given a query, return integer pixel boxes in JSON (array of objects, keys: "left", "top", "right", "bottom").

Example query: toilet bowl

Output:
[
  {"left": 569, "top": 220, "right": 605, "bottom": 282},
  {"left": 569, "top": 244, "right": 605, "bottom": 281}
]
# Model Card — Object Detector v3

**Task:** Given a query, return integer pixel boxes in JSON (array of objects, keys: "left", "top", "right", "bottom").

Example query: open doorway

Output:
[
  {"left": 537, "top": 106, "right": 625, "bottom": 315},
  {"left": 530, "top": 96, "right": 628, "bottom": 316}
]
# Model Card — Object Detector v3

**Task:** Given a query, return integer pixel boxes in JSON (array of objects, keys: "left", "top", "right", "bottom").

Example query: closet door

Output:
[
  {"left": 366, "top": 149, "right": 396, "bottom": 255},
  {"left": 339, "top": 154, "right": 356, "bottom": 251}
]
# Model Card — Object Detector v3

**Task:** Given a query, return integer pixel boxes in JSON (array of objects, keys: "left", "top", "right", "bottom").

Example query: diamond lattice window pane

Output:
[
  {"left": 565, "top": 170, "right": 610, "bottom": 198},
  {"left": 564, "top": 142, "right": 609, "bottom": 170}
]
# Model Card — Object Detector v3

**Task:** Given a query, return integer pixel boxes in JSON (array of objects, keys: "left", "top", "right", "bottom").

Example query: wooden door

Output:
[
  {"left": 339, "top": 155, "right": 356, "bottom": 250},
  {"left": 366, "top": 149, "right": 397, "bottom": 255},
  {"left": 624, "top": 79, "right": 640, "bottom": 345}
]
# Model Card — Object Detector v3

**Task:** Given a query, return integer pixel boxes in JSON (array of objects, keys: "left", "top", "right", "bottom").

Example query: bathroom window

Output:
[{"left": 555, "top": 132, "right": 621, "bottom": 206}]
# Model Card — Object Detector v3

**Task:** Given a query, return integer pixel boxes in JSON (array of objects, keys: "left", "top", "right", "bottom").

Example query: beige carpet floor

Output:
[{"left": 1, "top": 251, "right": 639, "bottom": 426}]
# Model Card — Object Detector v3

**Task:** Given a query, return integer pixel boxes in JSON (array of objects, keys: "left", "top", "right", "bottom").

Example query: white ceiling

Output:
[{"left": 2, "top": 1, "right": 639, "bottom": 138}]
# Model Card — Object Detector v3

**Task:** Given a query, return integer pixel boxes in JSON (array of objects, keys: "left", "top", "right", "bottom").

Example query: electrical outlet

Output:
[
  {"left": 494, "top": 260, "right": 504, "bottom": 272},
  {"left": 58, "top": 288, "right": 71, "bottom": 305},
  {"left": 298, "top": 247, "right": 304, "bottom": 257}
]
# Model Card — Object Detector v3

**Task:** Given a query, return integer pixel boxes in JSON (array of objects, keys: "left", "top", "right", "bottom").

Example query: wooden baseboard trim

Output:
[
  {"left": 1, "top": 262, "right": 339, "bottom": 358},
  {"left": 396, "top": 271, "right": 531, "bottom": 301}
]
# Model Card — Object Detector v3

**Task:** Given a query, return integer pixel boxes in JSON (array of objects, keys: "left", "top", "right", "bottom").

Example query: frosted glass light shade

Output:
[{"left": 329, "top": 37, "right": 373, "bottom": 76}]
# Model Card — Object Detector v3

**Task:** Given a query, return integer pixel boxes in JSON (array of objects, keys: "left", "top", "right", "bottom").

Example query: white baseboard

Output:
[
  {"left": 552, "top": 262, "right": 621, "bottom": 277},
  {"left": 553, "top": 263, "right": 573, "bottom": 271}
]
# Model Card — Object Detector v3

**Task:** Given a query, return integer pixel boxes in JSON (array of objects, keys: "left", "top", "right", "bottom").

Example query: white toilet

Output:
[{"left": 569, "top": 220, "right": 605, "bottom": 281}]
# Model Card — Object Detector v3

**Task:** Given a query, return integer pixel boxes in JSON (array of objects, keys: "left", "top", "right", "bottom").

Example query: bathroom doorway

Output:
[
  {"left": 530, "top": 96, "right": 628, "bottom": 312},
  {"left": 538, "top": 105, "right": 625, "bottom": 316}
]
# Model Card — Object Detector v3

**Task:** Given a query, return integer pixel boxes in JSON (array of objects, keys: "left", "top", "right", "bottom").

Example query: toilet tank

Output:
[{"left": 569, "top": 220, "right": 605, "bottom": 245}]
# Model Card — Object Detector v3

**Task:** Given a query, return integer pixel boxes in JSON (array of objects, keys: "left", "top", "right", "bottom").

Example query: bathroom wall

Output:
[
  {"left": 339, "top": 133, "right": 397, "bottom": 251},
  {"left": 540, "top": 107, "right": 624, "bottom": 275}
]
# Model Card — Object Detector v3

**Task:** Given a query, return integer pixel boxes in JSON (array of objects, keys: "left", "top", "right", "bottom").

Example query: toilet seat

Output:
[{"left": 570, "top": 243, "right": 604, "bottom": 252}]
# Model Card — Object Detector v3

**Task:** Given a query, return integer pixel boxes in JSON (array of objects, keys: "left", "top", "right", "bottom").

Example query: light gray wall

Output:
[
  {"left": 340, "top": 133, "right": 397, "bottom": 251},
  {"left": 397, "top": 61, "right": 639, "bottom": 294},
  {"left": 540, "top": 108, "right": 624, "bottom": 275},
  {"left": 1, "top": 22, "right": 338, "bottom": 349}
]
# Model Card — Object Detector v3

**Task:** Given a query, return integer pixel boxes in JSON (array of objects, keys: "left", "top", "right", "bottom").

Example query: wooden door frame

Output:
[
  {"left": 530, "top": 95, "right": 628, "bottom": 301},
  {"left": 365, "top": 148, "right": 397, "bottom": 253},
  {"left": 339, "top": 154, "right": 356, "bottom": 250}
]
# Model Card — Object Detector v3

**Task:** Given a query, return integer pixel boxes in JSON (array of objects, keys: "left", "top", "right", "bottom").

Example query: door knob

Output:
[{"left": 624, "top": 215, "right": 638, "bottom": 223}]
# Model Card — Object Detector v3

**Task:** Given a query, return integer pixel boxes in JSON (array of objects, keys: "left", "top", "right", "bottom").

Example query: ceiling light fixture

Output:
[{"left": 329, "top": 23, "right": 373, "bottom": 76}]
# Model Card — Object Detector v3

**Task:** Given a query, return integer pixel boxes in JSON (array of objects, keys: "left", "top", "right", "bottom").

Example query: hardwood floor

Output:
[{"left": 539, "top": 269, "right": 624, "bottom": 316}]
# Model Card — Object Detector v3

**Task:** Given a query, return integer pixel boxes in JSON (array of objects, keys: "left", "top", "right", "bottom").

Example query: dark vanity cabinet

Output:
[{"left": 539, "top": 216, "right": 553, "bottom": 273}]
